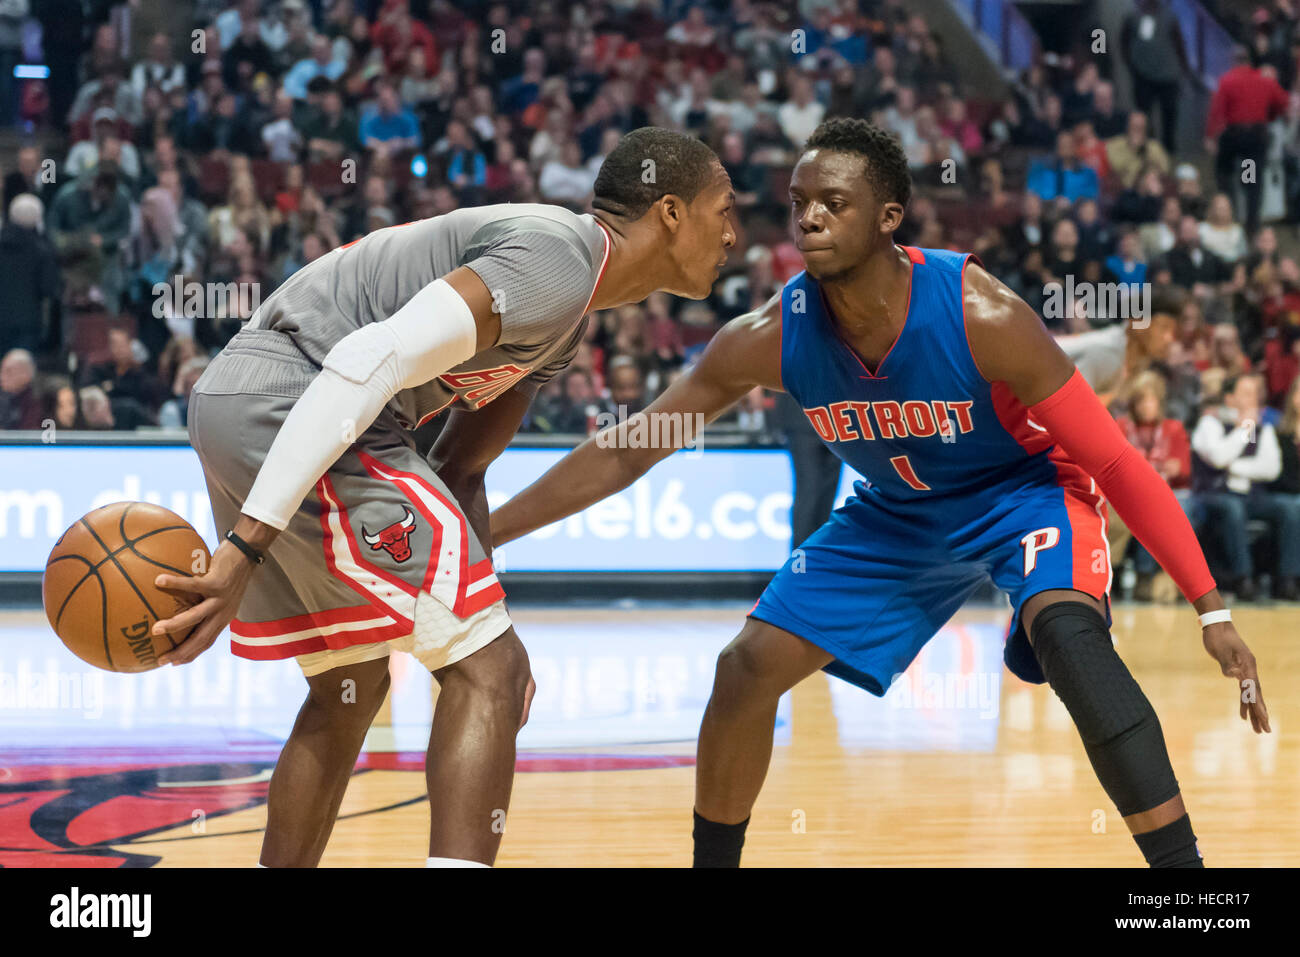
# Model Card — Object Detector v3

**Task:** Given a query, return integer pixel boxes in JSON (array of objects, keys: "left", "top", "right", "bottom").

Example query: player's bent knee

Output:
[
  {"left": 713, "top": 633, "right": 785, "bottom": 704},
  {"left": 1022, "top": 589, "right": 1105, "bottom": 642},
  {"left": 713, "top": 617, "right": 833, "bottom": 701},
  {"left": 1029, "top": 602, "right": 1147, "bottom": 744},
  {"left": 305, "top": 658, "right": 391, "bottom": 724},
  {"left": 437, "top": 627, "right": 530, "bottom": 715},
  {"left": 1030, "top": 601, "right": 1181, "bottom": 815}
]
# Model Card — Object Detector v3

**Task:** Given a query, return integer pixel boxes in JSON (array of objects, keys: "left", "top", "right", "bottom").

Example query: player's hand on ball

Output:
[
  {"left": 1202, "top": 622, "right": 1270, "bottom": 734},
  {"left": 152, "top": 541, "right": 258, "bottom": 666}
]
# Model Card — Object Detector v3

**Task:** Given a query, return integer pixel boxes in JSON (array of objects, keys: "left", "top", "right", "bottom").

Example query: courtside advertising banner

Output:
[{"left": 0, "top": 443, "right": 859, "bottom": 573}]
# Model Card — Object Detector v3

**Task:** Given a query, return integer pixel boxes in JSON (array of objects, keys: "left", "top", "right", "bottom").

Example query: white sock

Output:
[
  {"left": 425, "top": 856, "right": 490, "bottom": 868},
  {"left": 256, "top": 863, "right": 267, "bottom": 868}
]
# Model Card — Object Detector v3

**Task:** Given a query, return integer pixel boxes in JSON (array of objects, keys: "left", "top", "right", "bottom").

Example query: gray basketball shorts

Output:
[{"left": 188, "top": 329, "right": 509, "bottom": 676}]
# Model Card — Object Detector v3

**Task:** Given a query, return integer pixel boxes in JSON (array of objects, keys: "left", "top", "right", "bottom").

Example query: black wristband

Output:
[{"left": 225, "top": 530, "right": 265, "bottom": 565}]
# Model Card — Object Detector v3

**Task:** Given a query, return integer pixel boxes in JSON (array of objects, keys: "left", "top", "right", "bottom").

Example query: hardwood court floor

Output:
[{"left": 1, "top": 602, "right": 1294, "bottom": 867}]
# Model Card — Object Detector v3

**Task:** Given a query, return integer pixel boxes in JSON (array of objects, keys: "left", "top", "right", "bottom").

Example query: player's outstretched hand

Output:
[
  {"left": 1202, "top": 622, "right": 1271, "bottom": 734},
  {"left": 152, "top": 541, "right": 259, "bottom": 666}
]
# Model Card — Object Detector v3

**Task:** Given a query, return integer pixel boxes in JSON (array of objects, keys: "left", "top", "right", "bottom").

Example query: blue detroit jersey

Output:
[
  {"left": 780, "top": 245, "right": 1088, "bottom": 501},
  {"left": 760, "top": 244, "right": 1112, "bottom": 695}
]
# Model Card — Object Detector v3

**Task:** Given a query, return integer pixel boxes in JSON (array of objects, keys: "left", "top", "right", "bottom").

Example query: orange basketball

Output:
[{"left": 42, "top": 502, "right": 212, "bottom": 673}]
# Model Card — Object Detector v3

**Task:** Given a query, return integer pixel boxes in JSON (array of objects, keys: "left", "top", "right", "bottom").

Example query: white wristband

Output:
[{"left": 1199, "top": 609, "right": 1232, "bottom": 628}]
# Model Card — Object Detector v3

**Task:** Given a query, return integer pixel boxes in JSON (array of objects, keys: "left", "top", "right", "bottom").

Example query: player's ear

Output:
[
  {"left": 880, "top": 201, "right": 905, "bottom": 235},
  {"left": 656, "top": 193, "right": 685, "bottom": 234}
]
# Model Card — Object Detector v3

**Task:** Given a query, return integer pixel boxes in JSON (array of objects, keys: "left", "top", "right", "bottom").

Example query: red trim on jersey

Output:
[
  {"left": 230, "top": 604, "right": 410, "bottom": 660},
  {"left": 901, "top": 245, "right": 926, "bottom": 264},
  {"left": 818, "top": 246, "right": 915, "bottom": 380},
  {"left": 1057, "top": 472, "right": 1112, "bottom": 598},
  {"left": 355, "top": 453, "right": 505, "bottom": 616},
  {"left": 409, "top": 220, "right": 612, "bottom": 429},
  {"left": 231, "top": 621, "right": 409, "bottom": 661},
  {"left": 230, "top": 458, "right": 506, "bottom": 664},
  {"left": 1043, "top": 439, "right": 1103, "bottom": 501},
  {"left": 1029, "top": 369, "right": 1216, "bottom": 603},
  {"left": 365, "top": 465, "right": 444, "bottom": 599},
  {"left": 358, "top": 450, "right": 469, "bottom": 612},
  {"left": 583, "top": 221, "right": 614, "bottom": 316},
  {"left": 439, "top": 363, "right": 532, "bottom": 410},
  {"left": 462, "top": 557, "right": 507, "bottom": 615},
  {"left": 233, "top": 636, "right": 322, "bottom": 659},
  {"left": 230, "top": 541, "right": 503, "bottom": 664},
  {"left": 989, "top": 381, "right": 1058, "bottom": 460},
  {"left": 318, "top": 473, "right": 418, "bottom": 628},
  {"left": 334, "top": 476, "right": 432, "bottom": 601},
  {"left": 337, "top": 219, "right": 417, "bottom": 252},
  {"left": 413, "top": 394, "right": 459, "bottom": 429},
  {"left": 990, "top": 380, "right": 1110, "bottom": 597},
  {"left": 232, "top": 604, "right": 386, "bottom": 639}
]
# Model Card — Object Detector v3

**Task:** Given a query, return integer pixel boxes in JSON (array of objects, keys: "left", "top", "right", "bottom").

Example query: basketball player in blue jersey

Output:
[{"left": 491, "top": 119, "right": 1271, "bottom": 868}]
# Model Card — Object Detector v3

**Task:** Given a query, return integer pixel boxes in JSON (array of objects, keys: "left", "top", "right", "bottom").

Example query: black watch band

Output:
[{"left": 225, "top": 530, "right": 265, "bottom": 565}]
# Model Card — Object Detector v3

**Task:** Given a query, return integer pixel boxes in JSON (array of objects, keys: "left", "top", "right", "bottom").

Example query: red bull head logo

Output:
[{"left": 361, "top": 506, "right": 417, "bottom": 562}]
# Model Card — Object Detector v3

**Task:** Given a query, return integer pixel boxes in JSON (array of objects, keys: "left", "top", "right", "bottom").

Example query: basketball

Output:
[{"left": 41, "top": 502, "right": 211, "bottom": 673}]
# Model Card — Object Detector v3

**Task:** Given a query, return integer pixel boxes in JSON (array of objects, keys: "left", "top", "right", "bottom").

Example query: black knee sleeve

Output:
[{"left": 1030, "top": 602, "right": 1181, "bottom": 817}]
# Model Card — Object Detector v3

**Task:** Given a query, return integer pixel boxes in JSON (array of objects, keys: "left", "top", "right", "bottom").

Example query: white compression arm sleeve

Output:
[{"left": 240, "top": 278, "right": 479, "bottom": 531}]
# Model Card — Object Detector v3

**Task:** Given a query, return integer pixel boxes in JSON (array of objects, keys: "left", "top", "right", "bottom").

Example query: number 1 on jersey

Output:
[{"left": 889, "top": 455, "right": 931, "bottom": 491}]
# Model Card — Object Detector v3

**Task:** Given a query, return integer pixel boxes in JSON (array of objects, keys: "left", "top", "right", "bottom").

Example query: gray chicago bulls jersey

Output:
[{"left": 246, "top": 203, "right": 610, "bottom": 428}]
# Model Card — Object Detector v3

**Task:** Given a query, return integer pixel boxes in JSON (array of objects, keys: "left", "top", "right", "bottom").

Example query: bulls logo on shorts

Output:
[{"left": 361, "top": 506, "right": 418, "bottom": 563}]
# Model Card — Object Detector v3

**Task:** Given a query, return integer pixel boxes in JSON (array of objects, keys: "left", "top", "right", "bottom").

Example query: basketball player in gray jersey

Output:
[{"left": 150, "top": 128, "right": 737, "bottom": 867}]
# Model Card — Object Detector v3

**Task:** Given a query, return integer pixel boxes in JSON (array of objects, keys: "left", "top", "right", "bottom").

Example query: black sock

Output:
[
  {"left": 693, "top": 810, "right": 749, "bottom": 867},
  {"left": 1133, "top": 813, "right": 1203, "bottom": 867}
]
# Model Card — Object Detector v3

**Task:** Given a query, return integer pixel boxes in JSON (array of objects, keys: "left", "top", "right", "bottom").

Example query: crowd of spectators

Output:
[{"left": 3, "top": 0, "right": 1300, "bottom": 599}]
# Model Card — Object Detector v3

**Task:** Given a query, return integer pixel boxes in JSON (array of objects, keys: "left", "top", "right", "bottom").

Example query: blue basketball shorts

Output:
[{"left": 750, "top": 477, "right": 1113, "bottom": 695}]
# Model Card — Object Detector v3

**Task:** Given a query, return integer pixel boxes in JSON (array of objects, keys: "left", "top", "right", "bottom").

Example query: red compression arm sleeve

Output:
[{"left": 1028, "top": 369, "right": 1216, "bottom": 603}]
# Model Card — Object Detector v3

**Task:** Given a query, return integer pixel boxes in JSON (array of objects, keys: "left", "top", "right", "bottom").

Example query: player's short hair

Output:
[
  {"left": 803, "top": 118, "right": 912, "bottom": 208},
  {"left": 592, "top": 127, "right": 720, "bottom": 219}
]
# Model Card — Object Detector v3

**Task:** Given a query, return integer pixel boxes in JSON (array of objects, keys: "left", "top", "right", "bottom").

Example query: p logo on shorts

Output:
[{"left": 1020, "top": 526, "right": 1061, "bottom": 577}]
